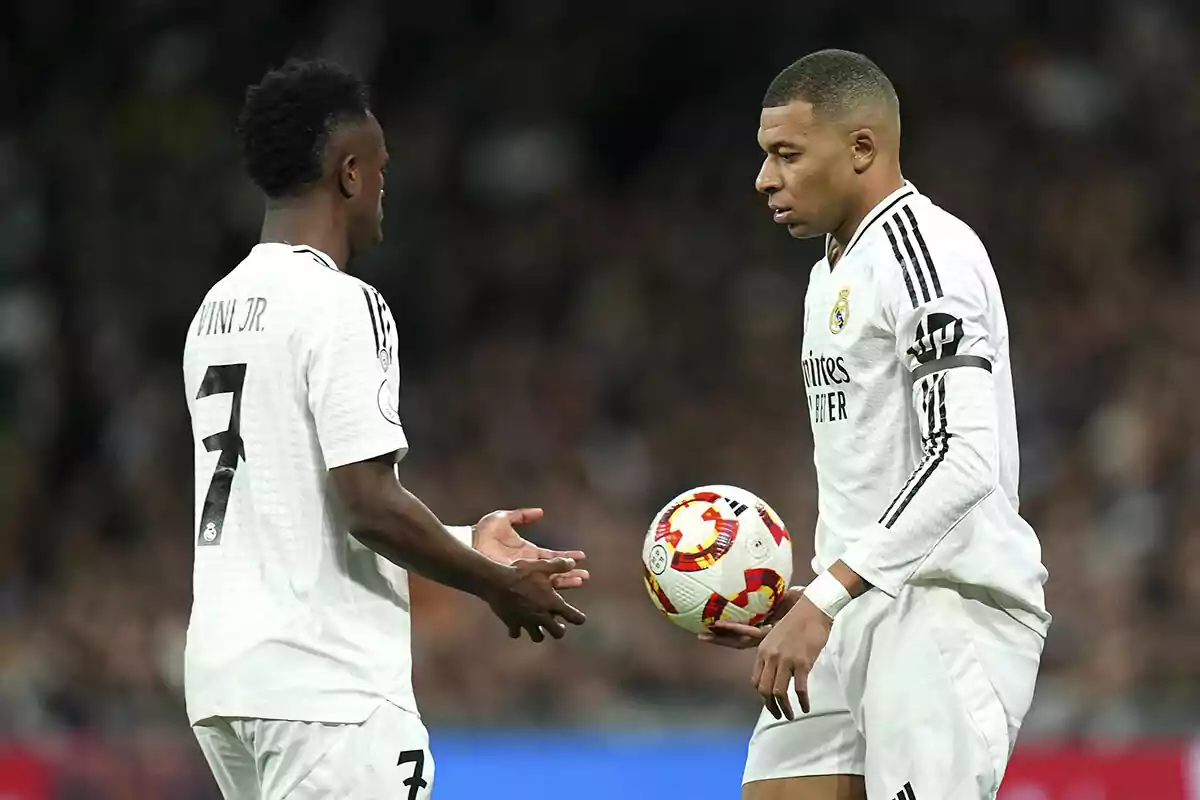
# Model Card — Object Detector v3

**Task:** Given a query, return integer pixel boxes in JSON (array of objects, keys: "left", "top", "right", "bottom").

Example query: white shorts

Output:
[
  {"left": 193, "top": 701, "right": 434, "bottom": 800},
  {"left": 743, "top": 583, "right": 1045, "bottom": 800}
]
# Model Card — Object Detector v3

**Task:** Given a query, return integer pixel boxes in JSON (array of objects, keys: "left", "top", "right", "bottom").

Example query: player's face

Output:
[
  {"left": 755, "top": 101, "right": 856, "bottom": 239},
  {"left": 345, "top": 114, "right": 388, "bottom": 256}
]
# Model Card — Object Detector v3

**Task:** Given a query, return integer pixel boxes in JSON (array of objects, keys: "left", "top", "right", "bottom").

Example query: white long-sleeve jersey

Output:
[{"left": 803, "top": 183, "right": 1050, "bottom": 635}]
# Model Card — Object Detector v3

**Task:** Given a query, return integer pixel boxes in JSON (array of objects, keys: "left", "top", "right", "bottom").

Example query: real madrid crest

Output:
[{"left": 829, "top": 287, "right": 850, "bottom": 334}]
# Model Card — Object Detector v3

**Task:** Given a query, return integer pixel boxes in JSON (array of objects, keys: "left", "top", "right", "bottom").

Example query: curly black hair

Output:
[
  {"left": 763, "top": 49, "right": 898, "bottom": 121},
  {"left": 236, "top": 59, "right": 371, "bottom": 198}
]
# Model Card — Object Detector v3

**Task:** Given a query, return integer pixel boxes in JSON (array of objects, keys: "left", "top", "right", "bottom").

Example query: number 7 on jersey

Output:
[{"left": 196, "top": 363, "right": 247, "bottom": 546}]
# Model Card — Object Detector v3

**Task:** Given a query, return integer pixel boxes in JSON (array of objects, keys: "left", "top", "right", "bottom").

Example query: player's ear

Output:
[
  {"left": 337, "top": 153, "right": 358, "bottom": 200},
  {"left": 849, "top": 128, "right": 876, "bottom": 174}
]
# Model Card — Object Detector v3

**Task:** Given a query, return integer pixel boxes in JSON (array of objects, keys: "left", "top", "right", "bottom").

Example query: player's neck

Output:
[
  {"left": 260, "top": 201, "right": 350, "bottom": 270},
  {"left": 829, "top": 173, "right": 905, "bottom": 266}
]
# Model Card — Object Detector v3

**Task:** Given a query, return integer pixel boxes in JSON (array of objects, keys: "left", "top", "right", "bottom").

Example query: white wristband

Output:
[
  {"left": 803, "top": 571, "right": 853, "bottom": 620},
  {"left": 447, "top": 525, "right": 475, "bottom": 548}
]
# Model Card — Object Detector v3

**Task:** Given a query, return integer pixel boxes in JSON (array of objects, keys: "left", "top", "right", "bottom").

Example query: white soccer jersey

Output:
[
  {"left": 182, "top": 243, "right": 415, "bottom": 725},
  {"left": 802, "top": 183, "right": 1050, "bottom": 635}
]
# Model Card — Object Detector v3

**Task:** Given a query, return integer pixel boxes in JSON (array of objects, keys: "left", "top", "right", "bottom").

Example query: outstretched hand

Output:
[{"left": 473, "top": 508, "right": 590, "bottom": 589}]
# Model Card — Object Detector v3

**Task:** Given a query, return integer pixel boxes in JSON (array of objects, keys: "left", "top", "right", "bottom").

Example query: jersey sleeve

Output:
[
  {"left": 838, "top": 225, "right": 1000, "bottom": 597},
  {"left": 307, "top": 281, "right": 409, "bottom": 470},
  {"left": 889, "top": 231, "right": 995, "bottom": 376}
]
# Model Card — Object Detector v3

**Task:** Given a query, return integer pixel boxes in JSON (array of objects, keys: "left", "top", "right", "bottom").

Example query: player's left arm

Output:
[{"left": 815, "top": 238, "right": 1001, "bottom": 616}]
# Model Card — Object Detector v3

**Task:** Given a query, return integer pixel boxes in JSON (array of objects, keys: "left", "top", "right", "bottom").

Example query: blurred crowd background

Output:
[{"left": 2, "top": 0, "right": 1200, "bottom": 795}]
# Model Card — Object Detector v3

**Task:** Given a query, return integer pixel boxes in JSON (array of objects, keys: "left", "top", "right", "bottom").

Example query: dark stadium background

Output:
[{"left": 2, "top": 1, "right": 1199, "bottom": 797}]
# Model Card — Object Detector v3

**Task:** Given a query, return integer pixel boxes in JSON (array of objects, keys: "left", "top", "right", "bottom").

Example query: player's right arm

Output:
[
  {"left": 309, "top": 279, "right": 584, "bottom": 641},
  {"left": 331, "top": 458, "right": 584, "bottom": 640}
]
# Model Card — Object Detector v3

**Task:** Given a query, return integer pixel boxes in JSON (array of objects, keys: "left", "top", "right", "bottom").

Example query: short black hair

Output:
[
  {"left": 762, "top": 49, "right": 898, "bottom": 120},
  {"left": 237, "top": 59, "right": 371, "bottom": 198}
]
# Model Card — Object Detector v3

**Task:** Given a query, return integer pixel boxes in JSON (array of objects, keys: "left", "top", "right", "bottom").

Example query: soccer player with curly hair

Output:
[{"left": 182, "top": 59, "right": 588, "bottom": 799}]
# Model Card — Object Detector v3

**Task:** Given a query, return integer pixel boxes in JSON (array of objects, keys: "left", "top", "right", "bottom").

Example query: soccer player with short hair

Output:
[
  {"left": 183, "top": 59, "right": 588, "bottom": 799},
  {"left": 700, "top": 50, "right": 1051, "bottom": 800}
]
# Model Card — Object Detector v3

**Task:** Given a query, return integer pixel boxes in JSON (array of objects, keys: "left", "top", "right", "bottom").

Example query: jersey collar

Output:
[
  {"left": 252, "top": 242, "right": 341, "bottom": 272},
  {"left": 290, "top": 245, "right": 340, "bottom": 272},
  {"left": 825, "top": 181, "right": 919, "bottom": 266}
]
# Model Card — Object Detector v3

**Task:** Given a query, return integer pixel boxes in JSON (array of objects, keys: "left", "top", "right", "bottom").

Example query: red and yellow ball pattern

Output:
[{"left": 642, "top": 485, "right": 792, "bottom": 634}]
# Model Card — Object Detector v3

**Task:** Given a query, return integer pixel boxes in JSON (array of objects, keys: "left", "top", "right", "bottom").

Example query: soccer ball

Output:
[{"left": 642, "top": 485, "right": 792, "bottom": 634}]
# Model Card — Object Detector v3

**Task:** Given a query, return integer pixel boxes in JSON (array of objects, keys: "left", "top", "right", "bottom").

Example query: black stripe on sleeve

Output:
[
  {"left": 878, "top": 378, "right": 932, "bottom": 525},
  {"left": 926, "top": 373, "right": 939, "bottom": 434},
  {"left": 361, "top": 286, "right": 382, "bottom": 353},
  {"left": 883, "top": 221, "right": 919, "bottom": 309},
  {"left": 893, "top": 213, "right": 931, "bottom": 303},
  {"left": 884, "top": 373, "right": 949, "bottom": 529},
  {"left": 911, "top": 354, "right": 991, "bottom": 381},
  {"left": 372, "top": 289, "right": 390, "bottom": 349},
  {"left": 904, "top": 783, "right": 917, "bottom": 800},
  {"left": 902, "top": 206, "right": 942, "bottom": 298}
]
